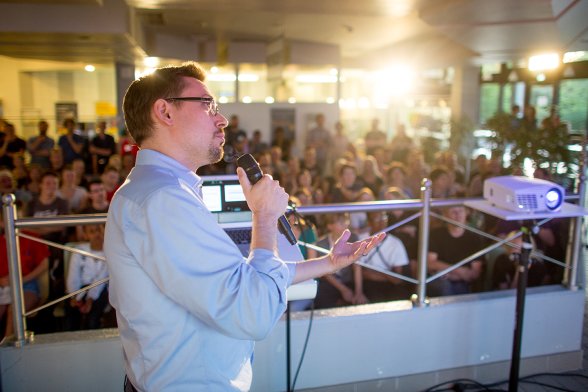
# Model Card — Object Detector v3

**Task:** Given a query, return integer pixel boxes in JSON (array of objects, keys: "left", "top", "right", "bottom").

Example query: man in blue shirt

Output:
[
  {"left": 104, "top": 62, "right": 384, "bottom": 392},
  {"left": 58, "top": 118, "right": 86, "bottom": 164}
]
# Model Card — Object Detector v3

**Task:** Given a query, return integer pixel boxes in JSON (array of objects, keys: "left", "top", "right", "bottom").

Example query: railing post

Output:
[
  {"left": 2, "top": 194, "right": 30, "bottom": 346},
  {"left": 414, "top": 178, "right": 432, "bottom": 307}
]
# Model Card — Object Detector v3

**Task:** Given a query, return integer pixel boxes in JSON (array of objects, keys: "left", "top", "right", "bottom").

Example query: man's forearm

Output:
[
  {"left": 291, "top": 255, "right": 335, "bottom": 284},
  {"left": 250, "top": 213, "right": 278, "bottom": 253}
]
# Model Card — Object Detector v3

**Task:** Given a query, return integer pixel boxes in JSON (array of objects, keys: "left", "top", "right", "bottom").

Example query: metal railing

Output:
[{"left": 2, "top": 180, "right": 585, "bottom": 347}]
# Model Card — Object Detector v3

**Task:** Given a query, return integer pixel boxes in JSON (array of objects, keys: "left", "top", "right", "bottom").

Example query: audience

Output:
[{"left": 0, "top": 111, "right": 572, "bottom": 331}]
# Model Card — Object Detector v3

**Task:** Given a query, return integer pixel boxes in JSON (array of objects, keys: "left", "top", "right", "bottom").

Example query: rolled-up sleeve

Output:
[{"left": 123, "top": 185, "right": 290, "bottom": 340}]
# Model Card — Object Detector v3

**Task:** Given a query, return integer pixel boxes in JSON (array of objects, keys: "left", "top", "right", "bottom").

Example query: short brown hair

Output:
[{"left": 122, "top": 61, "right": 207, "bottom": 146}]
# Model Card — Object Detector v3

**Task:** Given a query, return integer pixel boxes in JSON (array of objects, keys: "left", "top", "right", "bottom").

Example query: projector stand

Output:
[{"left": 508, "top": 224, "right": 535, "bottom": 392}]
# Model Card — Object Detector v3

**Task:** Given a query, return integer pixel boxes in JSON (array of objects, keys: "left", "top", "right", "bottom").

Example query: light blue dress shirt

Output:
[{"left": 104, "top": 149, "right": 295, "bottom": 391}]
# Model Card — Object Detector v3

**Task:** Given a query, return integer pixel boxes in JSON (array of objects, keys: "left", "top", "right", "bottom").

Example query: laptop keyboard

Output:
[{"left": 226, "top": 228, "right": 252, "bottom": 245}]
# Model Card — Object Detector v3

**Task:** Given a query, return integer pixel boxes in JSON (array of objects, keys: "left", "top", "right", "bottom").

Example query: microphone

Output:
[{"left": 236, "top": 153, "right": 298, "bottom": 245}]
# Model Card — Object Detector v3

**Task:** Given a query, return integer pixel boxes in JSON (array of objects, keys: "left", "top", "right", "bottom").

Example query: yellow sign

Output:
[{"left": 95, "top": 101, "right": 117, "bottom": 117}]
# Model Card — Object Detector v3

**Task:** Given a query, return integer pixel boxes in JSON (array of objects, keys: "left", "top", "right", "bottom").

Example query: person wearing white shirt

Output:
[
  {"left": 65, "top": 224, "right": 109, "bottom": 330},
  {"left": 361, "top": 211, "right": 410, "bottom": 302}
]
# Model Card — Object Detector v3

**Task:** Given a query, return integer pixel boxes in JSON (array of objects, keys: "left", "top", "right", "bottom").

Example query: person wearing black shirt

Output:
[
  {"left": 90, "top": 121, "right": 116, "bottom": 174},
  {"left": 0, "top": 122, "right": 26, "bottom": 169},
  {"left": 428, "top": 205, "right": 485, "bottom": 296}
]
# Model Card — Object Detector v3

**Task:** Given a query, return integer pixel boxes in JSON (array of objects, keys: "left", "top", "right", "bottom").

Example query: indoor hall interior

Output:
[{"left": 1, "top": 0, "right": 588, "bottom": 391}]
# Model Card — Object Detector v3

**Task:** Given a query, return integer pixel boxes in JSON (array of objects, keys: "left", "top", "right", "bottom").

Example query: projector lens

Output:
[{"left": 545, "top": 188, "right": 563, "bottom": 210}]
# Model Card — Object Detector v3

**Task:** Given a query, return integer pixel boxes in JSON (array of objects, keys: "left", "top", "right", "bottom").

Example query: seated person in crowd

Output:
[
  {"left": 27, "top": 171, "right": 70, "bottom": 299},
  {"left": 0, "top": 211, "right": 49, "bottom": 339},
  {"left": 350, "top": 187, "right": 375, "bottom": 240},
  {"left": 100, "top": 165, "right": 121, "bottom": 202},
  {"left": 56, "top": 164, "right": 88, "bottom": 214},
  {"left": 361, "top": 211, "right": 410, "bottom": 302},
  {"left": 286, "top": 196, "right": 318, "bottom": 260},
  {"left": 492, "top": 231, "right": 548, "bottom": 290},
  {"left": 326, "top": 161, "right": 363, "bottom": 203},
  {"left": 65, "top": 224, "right": 109, "bottom": 330},
  {"left": 383, "top": 162, "right": 414, "bottom": 199},
  {"left": 427, "top": 205, "right": 485, "bottom": 296},
  {"left": 308, "top": 213, "right": 367, "bottom": 308},
  {"left": 76, "top": 179, "right": 110, "bottom": 240},
  {"left": 383, "top": 187, "right": 418, "bottom": 265}
]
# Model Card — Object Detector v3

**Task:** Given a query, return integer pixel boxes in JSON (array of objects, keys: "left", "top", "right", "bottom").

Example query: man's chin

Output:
[{"left": 209, "top": 148, "right": 224, "bottom": 164}]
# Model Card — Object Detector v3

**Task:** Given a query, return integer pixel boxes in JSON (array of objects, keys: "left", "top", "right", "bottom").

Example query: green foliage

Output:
[{"left": 486, "top": 112, "right": 573, "bottom": 173}]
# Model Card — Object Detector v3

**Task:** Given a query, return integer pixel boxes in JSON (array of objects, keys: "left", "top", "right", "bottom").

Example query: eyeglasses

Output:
[{"left": 164, "top": 96, "right": 220, "bottom": 116}]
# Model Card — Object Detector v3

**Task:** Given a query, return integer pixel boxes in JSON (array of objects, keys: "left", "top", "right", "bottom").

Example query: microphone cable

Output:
[{"left": 287, "top": 202, "right": 317, "bottom": 391}]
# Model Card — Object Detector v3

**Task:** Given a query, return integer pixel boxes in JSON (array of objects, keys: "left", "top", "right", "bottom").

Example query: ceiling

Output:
[{"left": 0, "top": 0, "right": 587, "bottom": 68}]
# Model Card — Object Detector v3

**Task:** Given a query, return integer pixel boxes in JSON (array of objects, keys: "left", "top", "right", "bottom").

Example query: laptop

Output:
[
  {"left": 201, "top": 175, "right": 316, "bottom": 301},
  {"left": 201, "top": 175, "right": 253, "bottom": 256}
]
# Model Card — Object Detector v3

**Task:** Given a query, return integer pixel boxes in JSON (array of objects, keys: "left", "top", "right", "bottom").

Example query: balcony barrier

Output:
[{"left": 1, "top": 178, "right": 584, "bottom": 348}]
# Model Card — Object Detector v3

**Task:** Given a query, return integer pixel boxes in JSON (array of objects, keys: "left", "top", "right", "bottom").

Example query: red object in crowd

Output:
[
  {"left": 0, "top": 233, "right": 50, "bottom": 277},
  {"left": 120, "top": 139, "right": 139, "bottom": 157}
]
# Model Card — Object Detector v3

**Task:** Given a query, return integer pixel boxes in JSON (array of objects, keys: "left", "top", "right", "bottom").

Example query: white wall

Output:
[
  {"left": 0, "top": 286, "right": 583, "bottom": 391},
  {"left": 221, "top": 102, "right": 339, "bottom": 158},
  {"left": 0, "top": 56, "right": 117, "bottom": 139}
]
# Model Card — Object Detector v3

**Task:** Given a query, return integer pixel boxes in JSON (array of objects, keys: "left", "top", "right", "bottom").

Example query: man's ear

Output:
[{"left": 153, "top": 98, "right": 174, "bottom": 126}]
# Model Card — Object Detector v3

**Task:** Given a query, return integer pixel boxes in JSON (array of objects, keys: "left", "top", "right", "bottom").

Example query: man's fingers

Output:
[{"left": 236, "top": 167, "right": 251, "bottom": 192}]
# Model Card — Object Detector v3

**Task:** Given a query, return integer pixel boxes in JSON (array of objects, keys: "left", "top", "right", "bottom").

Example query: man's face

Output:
[
  {"left": 38, "top": 122, "right": 49, "bottom": 136},
  {"left": 101, "top": 170, "right": 119, "bottom": 188},
  {"left": 84, "top": 224, "right": 105, "bottom": 248},
  {"left": 64, "top": 120, "right": 75, "bottom": 133},
  {"left": 40, "top": 175, "right": 59, "bottom": 197},
  {"left": 0, "top": 174, "right": 14, "bottom": 193},
  {"left": 72, "top": 159, "right": 85, "bottom": 175},
  {"left": 444, "top": 206, "right": 467, "bottom": 224},
  {"left": 340, "top": 167, "right": 356, "bottom": 188},
  {"left": 169, "top": 78, "right": 228, "bottom": 166},
  {"left": 89, "top": 183, "right": 107, "bottom": 204}
]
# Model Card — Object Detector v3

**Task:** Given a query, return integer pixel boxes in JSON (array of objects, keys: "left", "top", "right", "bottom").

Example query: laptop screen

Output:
[{"left": 201, "top": 175, "right": 252, "bottom": 226}]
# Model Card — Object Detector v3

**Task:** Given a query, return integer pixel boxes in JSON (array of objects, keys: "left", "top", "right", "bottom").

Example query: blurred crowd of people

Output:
[
  {"left": 201, "top": 113, "right": 571, "bottom": 310},
  {"left": 0, "top": 117, "right": 135, "bottom": 338},
  {"left": 0, "top": 110, "right": 572, "bottom": 337}
]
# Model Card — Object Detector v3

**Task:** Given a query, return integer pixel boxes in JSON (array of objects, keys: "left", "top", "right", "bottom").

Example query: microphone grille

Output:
[{"left": 236, "top": 153, "right": 258, "bottom": 169}]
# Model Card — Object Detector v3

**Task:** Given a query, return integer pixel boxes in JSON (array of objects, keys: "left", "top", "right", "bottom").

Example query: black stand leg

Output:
[
  {"left": 286, "top": 304, "right": 292, "bottom": 392},
  {"left": 508, "top": 228, "right": 533, "bottom": 392}
]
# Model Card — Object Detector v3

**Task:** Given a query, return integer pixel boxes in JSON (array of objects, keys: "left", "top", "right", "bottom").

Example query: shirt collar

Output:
[{"left": 135, "top": 149, "right": 203, "bottom": 191}]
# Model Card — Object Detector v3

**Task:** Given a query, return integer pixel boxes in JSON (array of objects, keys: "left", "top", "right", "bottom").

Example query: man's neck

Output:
[{"left": 140, "top": 142, "right": 202, "bottom": 172}]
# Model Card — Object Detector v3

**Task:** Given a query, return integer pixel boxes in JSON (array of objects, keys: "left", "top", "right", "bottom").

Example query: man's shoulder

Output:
[{"left": 114, "top": 165, "right": 188, "bottom": 206}]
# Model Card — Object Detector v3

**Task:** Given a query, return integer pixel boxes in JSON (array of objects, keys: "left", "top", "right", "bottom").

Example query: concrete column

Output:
[
  {"left": 450, "top": 64, "right": 481, "bottom": 124},
  {"left": 115, "top": 62, "right": 135, "bottom": 130}
]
